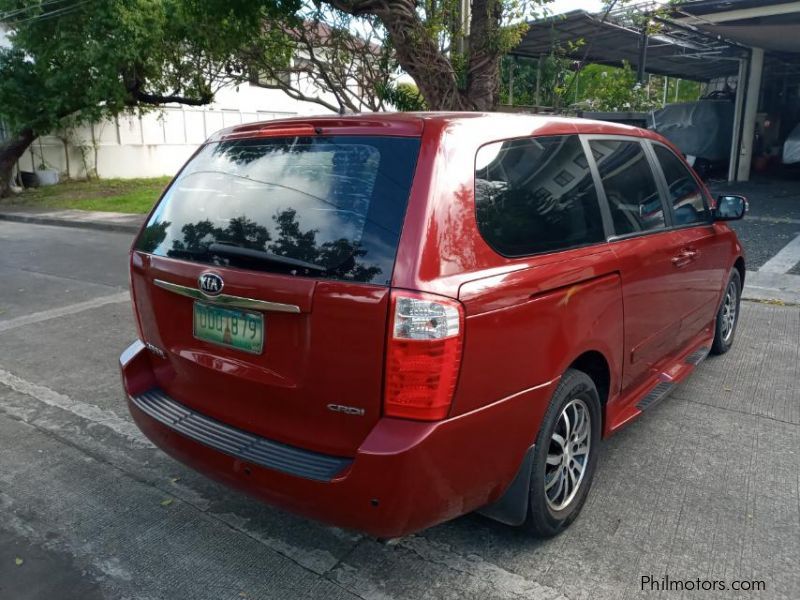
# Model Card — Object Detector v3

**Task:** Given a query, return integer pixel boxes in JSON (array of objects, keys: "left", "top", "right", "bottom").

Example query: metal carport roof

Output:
[{"left": 511, "top": 10, "right": 745, "bottom": 81}]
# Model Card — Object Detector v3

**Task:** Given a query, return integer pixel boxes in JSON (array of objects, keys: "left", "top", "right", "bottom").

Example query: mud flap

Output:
[{"left": 477, "top": 444, "right": 535, "bottom": 527}]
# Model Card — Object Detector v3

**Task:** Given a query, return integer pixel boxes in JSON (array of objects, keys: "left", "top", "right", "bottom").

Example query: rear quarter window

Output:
[
  {"left": 135, "top": 135, "right": 420, "bottom": 285},
  {"left": 474, "top": 135, "right": 606, "bottom": 257}
]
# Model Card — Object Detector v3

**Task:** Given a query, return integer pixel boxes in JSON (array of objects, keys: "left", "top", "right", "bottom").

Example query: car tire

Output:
[
  {"left": 524, "top": 368, "right": 601, "bottom": 537},
  {"left": 711, "top": 269, "right": 742, "bottom": 355}
]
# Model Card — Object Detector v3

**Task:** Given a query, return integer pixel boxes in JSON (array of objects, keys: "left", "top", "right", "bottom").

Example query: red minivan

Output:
[{"left": 120, "top": 113, "right": 746, "bottom": 538}]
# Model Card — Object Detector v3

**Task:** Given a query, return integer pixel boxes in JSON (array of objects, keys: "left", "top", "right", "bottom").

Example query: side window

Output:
[
  {"left": 475, "top": 135, "right": 606, "bottom": 257},
  {"left": 653, "top": 145, "right": 710, "bottom": 226},
  {"left": 590, "top": 140, "right": 666, "bottom": 236}
]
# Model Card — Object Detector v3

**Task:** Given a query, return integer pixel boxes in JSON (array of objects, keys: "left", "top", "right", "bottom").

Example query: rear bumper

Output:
[{"left": 120, "top": 340, "right": 555, "bottom": 538}]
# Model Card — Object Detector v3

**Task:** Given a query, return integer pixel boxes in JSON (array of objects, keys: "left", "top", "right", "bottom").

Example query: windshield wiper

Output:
[{"left": 207, "top": 243, "right": 327, "bottom": 272}]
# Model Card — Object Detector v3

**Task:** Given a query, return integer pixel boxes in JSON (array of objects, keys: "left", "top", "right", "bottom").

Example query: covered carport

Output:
[
  {"left": 509, "top": 1, "right": 800, "bottom": 182},
  {"left": 674, "top": 0, "right": 800, "bottom": 181}
]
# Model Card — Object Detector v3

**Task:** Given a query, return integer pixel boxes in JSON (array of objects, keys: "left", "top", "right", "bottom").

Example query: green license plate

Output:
[{"left": 193, "top": 302, "right": 264, "bottom": 354}]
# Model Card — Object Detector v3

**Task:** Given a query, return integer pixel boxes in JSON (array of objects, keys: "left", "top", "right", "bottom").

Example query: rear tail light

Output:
[
  {"left": 129, "top": 255, "right": 145, "bottom": 341},
  {"left": 384, "top": 291, "right": 464, "bottom": 420}
]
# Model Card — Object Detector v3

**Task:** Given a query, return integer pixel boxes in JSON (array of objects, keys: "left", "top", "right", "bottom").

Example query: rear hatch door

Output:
[{"left": 130, "top": 131, "right": 420, "bottom": 457}]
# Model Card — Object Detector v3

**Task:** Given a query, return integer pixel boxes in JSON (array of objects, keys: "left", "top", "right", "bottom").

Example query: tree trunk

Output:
[
  {"left": 372, "top": 1, "right": 472, "bottom": 110},
  {"left": 325, "top": 0, "right": 503, "bottom": 111},
  {"left": 0, "top": 128, "right": 35, "bottom": 198},
  {"left": 464, "top": 0, "right": 503, "bottom": 111}
]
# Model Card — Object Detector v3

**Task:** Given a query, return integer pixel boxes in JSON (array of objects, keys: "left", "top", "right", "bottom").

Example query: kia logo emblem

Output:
[{"left": 198, "top": 272, "right": 224, "bottom": 296}]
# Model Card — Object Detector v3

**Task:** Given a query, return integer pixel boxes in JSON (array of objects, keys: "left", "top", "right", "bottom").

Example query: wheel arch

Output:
[
  {"left": 568, "top": 351, "right": 611, "bottom": 409},
  {"left": 567, "top": 349, "right": 612, "bottom": 438},
  {"left": 479, "top": 350, "right": 613, "bottom": 528},
  {"left": 734, "top": 256, "right": 745, "bottom": 286}
]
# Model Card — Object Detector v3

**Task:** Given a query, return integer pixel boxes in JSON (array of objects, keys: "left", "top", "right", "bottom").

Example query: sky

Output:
[{"left": 545, "top": 0, "right": 606, "bottom": 15}]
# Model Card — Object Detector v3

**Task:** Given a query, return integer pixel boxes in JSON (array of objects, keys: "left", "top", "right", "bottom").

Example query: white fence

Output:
[
  {"left": 19, "top": 79, "right": 338, "bottom": 179},
  {"left": 24, "top": 106, "right": 301, "bottom": 180}
]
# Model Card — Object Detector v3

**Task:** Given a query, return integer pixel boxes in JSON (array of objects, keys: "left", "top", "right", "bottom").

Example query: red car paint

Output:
[{"left": 120, "top": 112, "right": 744, "bottom": 538}]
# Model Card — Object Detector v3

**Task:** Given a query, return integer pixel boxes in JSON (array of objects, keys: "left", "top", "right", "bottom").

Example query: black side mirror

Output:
[{"left": 714, "top": 195, "right": 747, "bottom": 221}]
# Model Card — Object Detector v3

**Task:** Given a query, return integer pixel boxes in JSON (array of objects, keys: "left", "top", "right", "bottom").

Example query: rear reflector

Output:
[{"left": 384, "top": 291, "right": 464, "bottom": 420}]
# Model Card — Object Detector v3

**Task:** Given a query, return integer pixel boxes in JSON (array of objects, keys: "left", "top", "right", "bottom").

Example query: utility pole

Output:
[
  {"left": 508, "top": 57, "right": 515, "bottom": 106},
  {"left": 453, "top": 0, "right": 471, "bottom": 55},
  {"left": 535, "top": 55, "right": 543, "bottom": 107},
  {"left": 637, "top": 28, "right": 649, "bottom": 83}
]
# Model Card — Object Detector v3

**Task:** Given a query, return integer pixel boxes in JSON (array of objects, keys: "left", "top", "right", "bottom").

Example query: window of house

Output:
[{"left": 248, "top": 67, "right": 291, "bottom": 88}]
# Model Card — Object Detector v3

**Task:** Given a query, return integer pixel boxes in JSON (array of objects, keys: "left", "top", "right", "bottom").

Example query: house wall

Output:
[{"left": 24, "top": 83, "right": 335, "bottom": 180}]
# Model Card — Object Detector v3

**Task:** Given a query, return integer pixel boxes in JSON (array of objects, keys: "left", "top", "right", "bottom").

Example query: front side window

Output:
[
  {"left": 654, "top": 145, "right": 710, "bottom": 226},
  {"left": 135, "top": 135, "right": 420, "bottom": 285},
  {"left": 590, "top": 140, "right": 666, "bottom": 236},
  {"left": 475, "top": 135, "right": 606, "bottom": 257}
]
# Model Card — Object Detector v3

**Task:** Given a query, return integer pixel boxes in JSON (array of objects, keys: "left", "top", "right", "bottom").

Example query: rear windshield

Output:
[{"left": 135, "top": 135, "right": 420, "bottom": 285}]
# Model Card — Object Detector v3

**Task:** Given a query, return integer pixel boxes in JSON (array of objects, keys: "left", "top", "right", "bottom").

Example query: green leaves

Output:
[
  {"left": 377, "top": 82, "right": 427, "bottom": 111},
  {"left": 0, "top": 0, "right": 299, "bottom": 138}
]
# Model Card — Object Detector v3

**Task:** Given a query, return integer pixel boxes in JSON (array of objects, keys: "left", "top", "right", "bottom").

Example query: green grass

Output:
[{"left": 2, "top": 177, "right": 171, "bottom": 214}]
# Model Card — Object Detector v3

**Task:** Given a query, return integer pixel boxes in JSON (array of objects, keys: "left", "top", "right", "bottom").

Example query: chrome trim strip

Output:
[
  {"left": 153, "top": 279, "right": 301, "bottom": 313},
  {"left": 119, "top": 339, "right": 146, "bottom": 367}
]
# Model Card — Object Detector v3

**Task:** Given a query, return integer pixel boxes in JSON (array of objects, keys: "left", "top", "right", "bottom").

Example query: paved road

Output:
[
  {"left": 0, "top": 221, "right": 798, "bottom": 600},
  {"left": 712, "top": 179, "right": 800, "bottom": 271}
]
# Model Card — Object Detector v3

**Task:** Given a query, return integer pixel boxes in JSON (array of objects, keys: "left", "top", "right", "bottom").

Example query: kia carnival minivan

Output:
[{"left": 120, "top": 113, "right": 746, "bottom": 538}]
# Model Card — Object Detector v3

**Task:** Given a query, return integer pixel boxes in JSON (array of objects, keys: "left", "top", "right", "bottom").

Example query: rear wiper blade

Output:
[{"left": 207, "top": 243, "right": 327, "bottom": 272}]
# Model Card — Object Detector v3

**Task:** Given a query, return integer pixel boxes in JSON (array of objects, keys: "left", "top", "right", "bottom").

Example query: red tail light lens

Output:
[
  {"left": 129, "top": 255, "right": 145, "bottom": 341},
  {"left": 384, "top": 291, "right": 464, "bottom": 420}
]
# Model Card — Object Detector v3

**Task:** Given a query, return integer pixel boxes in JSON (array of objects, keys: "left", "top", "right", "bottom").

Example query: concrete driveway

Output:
[{"left": 0, "top": 221, "right": 797, "bottom": 600}]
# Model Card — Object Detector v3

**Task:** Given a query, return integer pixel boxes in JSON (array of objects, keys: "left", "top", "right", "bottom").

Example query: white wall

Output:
[{"left": 24, "top": 82, "right": 337, "bottom": 180}]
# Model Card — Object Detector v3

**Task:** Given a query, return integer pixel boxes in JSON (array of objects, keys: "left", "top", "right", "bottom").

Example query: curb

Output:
[
  {"left": 742, "top": 270, "right": 800, "bottom": 307},
  {"left": 0, "top": 212, "right": 142, "bottom": 234}
]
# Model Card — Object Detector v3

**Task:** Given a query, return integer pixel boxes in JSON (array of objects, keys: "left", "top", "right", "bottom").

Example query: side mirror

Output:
[{"left": 714, "top": 195, "right": 747, "bottom": 221}]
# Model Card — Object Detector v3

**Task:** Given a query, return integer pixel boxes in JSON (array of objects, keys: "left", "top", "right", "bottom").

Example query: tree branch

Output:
[
  {"left": 129, "top": 90, "right": 214, "bottom": 106},
  {"left": 250, "top": 79, "right": 343, "bottom": 114}
]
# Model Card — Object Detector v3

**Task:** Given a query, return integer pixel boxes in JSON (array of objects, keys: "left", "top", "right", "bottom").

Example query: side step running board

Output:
[
  {"left": 636, "top": 381, "right": 674, "bottom": 411},
  {"left": 637, "top": 346, "right": 709, "bottom": 411},
  {"left": 685, "top": 346, "right": 710, "bottom": 366}
]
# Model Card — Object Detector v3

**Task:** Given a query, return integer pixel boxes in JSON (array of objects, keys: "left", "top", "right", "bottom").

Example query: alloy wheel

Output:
[
  {"left": 544, "top": 398, "right": 591, "bottom": 511},
  {"left": 721, "top": 280, "right": 738, "bottom": 342}
]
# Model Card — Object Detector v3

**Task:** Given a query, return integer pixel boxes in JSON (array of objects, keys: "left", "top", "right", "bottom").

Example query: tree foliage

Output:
[
  {"left": 568, "top": 64, "right": 701, "bottom": 112},
  {"left": 499, "top": 57, "right": 702, "bottom": 112},
  {"left": 243, "top": 2, "right": 397, "bottom": 113},
  {"left": 316, "top": 1, "right": 545, "bottom": 111},
  {"left": 0, "top": 0, "right": 298, "bottom": 195},
  {"left": 378, "top": 82, "right": 427, "bottom": 111}
]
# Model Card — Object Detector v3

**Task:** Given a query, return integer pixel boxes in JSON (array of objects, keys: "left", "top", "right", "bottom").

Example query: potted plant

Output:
[
  {"left": 32, "top": 139, "right": 60, "bottom": 186},
  {"left": 34, "top": 161, "right": 60, "bottom": 186}
]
